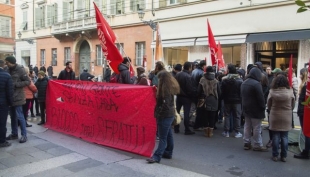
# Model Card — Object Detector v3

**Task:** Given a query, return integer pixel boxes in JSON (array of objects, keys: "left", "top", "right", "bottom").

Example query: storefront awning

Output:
[
  {"left": 150, "top": 34, "right": 247, "bottom": 48},
  {"left": 246, "top": 29, "right": 310, "bottom": 43}
]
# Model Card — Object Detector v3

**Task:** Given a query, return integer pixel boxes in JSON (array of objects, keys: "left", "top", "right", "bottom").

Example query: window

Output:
[
  {"left": 111, "top": 0, "right": 124, "bottom": 15},
  {"left": 135, "top": 42, "right": 145, "bottom": 66},
  {"left": 0, "top": 16, "right": 10, "bottom": 37},
  {"left": 40, "top": 49, "right": 46, "bottom": 66},
  {"left": 77, "top": 0, "right": 90, "bottom": 19},
  {"left": 47, "top": 3, "right": 58, "bottom": 26},
  {"left": 170, "top": 0, "right": 178, "bottom": 4},
  {"left": 130, "top": 0, "right": 145, "bottom": 11},
  {"left": 64, "top": 47, "right": 71, "bottom": 65},
  {"left": 52, "top": 48, "right": 57, "bottom": 66},
  {"left": 115, "top": 43, "right": 124, "bottom": 56},
  {"left": 96, "top": 45, "right": 104, "bottom": 66},
  {"left": 92, "top": 0, "right": 107, "bottom": 16},
  {"left": 63, "top": 1, "right": 74, "bottom": 21},
  {"left": 35, "top": 6, "right": 46, "bottom": 28},
  {"left": 21, "top": 11, "right": 28, "bottom": 31},
  {"left": 0, "top": 0, "right": 10, "bottom": 4}
]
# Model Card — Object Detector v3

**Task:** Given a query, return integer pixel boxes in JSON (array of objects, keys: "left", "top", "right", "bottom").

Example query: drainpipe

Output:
[
  {"left": 152, "top": 0, "right": 155, "bottom": 16},
  {"left": 33, "top": 0, "right": 36, "bottom": 34}
]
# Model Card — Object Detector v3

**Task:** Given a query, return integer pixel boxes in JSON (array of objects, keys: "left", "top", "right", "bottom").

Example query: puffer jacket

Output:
[
  {"left": 8, "top": 64, "right": 30, "bottom": 106},
  {"left": 23, "top": 78, "right": 37, "bottom": 99},
  {"left": 221, "top": 73, "right": 243, "bottom": 104},
  {"left": 241, "top": 67, "right": 265, "bottom": 119},
  {"left": 35, "top": 76, "right": 49, "bottom": 102}
]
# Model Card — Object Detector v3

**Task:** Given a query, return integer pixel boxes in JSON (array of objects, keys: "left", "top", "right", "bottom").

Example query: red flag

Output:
[
  {"left": 288, "top": 54, "right": 293, "bottom": 87},
  {"left": 207, "top": 19, "right": 218, "bottom": 66},
  {"left": 217, "top": 41, "right": 225, "bottom": 71},
  {"left": 94, "top": 2, "right": 122, "bottom": 74},
  {"left": 303, "top": 59, "right": 310, "bottom": 137}
]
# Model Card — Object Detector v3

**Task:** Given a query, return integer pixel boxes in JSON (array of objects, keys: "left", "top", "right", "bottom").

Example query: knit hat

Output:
[
  {"left": 271, "top": 68, "right": 282, "bottom": 73},
  {"left": 206, "top": 66, "right": 214, "bottom": 72},
  {"left": 5, "top": 56, "right": 16, "bottom": 64},
  {"left": 38, "top": 71, "right": 45, "bottom": 76},
  {"left": 173, "top": 64, "right": 182, "bottom": 71}
]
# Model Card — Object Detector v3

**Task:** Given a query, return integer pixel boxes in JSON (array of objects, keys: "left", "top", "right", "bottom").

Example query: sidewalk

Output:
[{"left": 0, "top": 119, "right": 208, "bottom": 177}]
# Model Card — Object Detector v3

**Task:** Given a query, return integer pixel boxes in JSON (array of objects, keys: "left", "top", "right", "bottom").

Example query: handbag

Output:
[{"left": 173, "top": 108, "right": 181, "bottom": 125}]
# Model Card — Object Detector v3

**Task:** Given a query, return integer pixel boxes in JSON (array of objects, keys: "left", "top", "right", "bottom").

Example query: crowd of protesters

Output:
[{"left": 0, "top": 56, "right": 309, "bottom": 164}]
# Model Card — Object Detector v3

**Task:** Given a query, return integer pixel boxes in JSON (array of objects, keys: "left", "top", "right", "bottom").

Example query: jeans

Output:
[
  {"left": 272, "top": 131, "right": 288, "bottom": 158},
  {"left": 175, "top": 96, "right": 192, "bottom": 132},
  {"left": 243, "top": 117, "right": 263, "bottom": 147},
  {"left": 152, "top": 117, "right": 174, "bottom": 162},
  {"left": 224, "top": 104, "right": 241, "bottom": 132},
  {"left": 10, "top": 106, "right": 27, "bottom": 137},
  {"left": 218, "top": 100, "right": 224, "bottom": 121},
  {"left": 0, "top": 106, "right": 9, "bottom": 143}
]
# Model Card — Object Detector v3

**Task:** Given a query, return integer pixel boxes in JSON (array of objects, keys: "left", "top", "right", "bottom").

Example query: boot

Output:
[
  {"left": 208, "top": 128, "right": 214, "bottom": 137},
  {"left": 204, "top": 128, "right": 209, "bottom": 137},
  {"left": 294, "top": 150, "right": 310, "bottom": 159}
]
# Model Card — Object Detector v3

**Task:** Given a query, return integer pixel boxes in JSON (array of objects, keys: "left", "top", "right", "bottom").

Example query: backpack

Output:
[{"left": 110, "top": 73, "right": 122, "bottom": 83}]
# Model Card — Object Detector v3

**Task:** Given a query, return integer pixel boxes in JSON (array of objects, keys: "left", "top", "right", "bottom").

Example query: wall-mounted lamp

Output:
[
  {"left": 17, "top": 31, "right": 33, "bottom": 44},
  {"left": 138, "top": 10, "right": 157, "bottom": 31}
]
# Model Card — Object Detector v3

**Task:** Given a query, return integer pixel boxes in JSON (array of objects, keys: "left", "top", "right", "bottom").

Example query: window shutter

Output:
[
  {"left": 35, "top": 8, "right": 41, "bottom": 28},
  {"left": 159, "top": 0, "right": 166, "bottom": 8},
  {"left": 110, "top": 0, "right": 116, "bottom": 15},
  {"left": 138, "top": 0, "right": 145, "bottom": 10},
  {"left": 92, "top": 0, "right": 100, "bottom": 17},
  {"left": 41, "top": 6, "right": 46, "bottom": 27},
  {"left": 77, "top": 0, "right": 84, "bottom": 18},
  {"left": 130, "top": 0, "right": 136, "bottom": 11},
  {"left": 101, "top": 0, "right": 107, "bottom": 14},
  {"left": 53, "top": 3, "right": 58, "bottom": 24},
  {"left": 47, "top": 5, "right": 52, "bottom": 26},
  {"left": 63, "top": 2, "right": 69, "bottom": 21}
]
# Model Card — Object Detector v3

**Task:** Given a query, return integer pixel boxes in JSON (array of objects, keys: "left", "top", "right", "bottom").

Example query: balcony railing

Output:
[{"left": 52, "top": 17, "right": 97, "bottom": 34}]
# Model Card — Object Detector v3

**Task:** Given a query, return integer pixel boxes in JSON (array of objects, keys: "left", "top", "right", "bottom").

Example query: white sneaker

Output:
[
  {"left": 235, "top": 132, "right": 243, "bottom": 138},
  {"left": 222, "top": 131, "right": 229, "bottom": 137}
]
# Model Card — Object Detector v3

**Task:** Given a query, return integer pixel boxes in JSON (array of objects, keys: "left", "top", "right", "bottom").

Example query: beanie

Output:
[
  {"left": 206, "top": 66, "right": 214, "bottom": 72},
  {"left": 5, "top": 56, "right": 16, "bottom": 64},
  {"left": 173, "top": 64, "right": 182, "bottom": 71},
  {"left": 38, "top": 71, "right": 46, "bottom": 76}
]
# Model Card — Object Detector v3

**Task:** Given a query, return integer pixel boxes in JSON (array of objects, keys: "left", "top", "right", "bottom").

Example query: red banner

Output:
[
  {"left": 45, "top": 80, "right": 157, "bottom": 157},
  {"left": 217, "top": 41, "right": 225, "bottom": 71},
  {"left": 303, "top": 60, "right": 310, "bottom": 137},
  {"left": 207, "top": 19, "right": 218, "bottom": 66}
]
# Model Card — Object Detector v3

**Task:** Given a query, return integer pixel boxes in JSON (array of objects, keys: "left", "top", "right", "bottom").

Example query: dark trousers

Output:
[
  {"left": 194, "top": 107, "right": 204, "bottom": 129},
  {"left": 39, "top": 102, "right": 46, "bottom": 123},
  {"left": 299, "top": 114, "right": 310, "bottom": 151},
  {"left": 202, "top": 110, "right": 217, "bottom": 128},
  {"left": 0, "top": 106, "right": 9, "bottom": 143},
  {"left": 22, "top": 99, "right": 32, "bottom": 122},
  {"left": 30, "top": 98, "right": 40, "bottom": 115},
  {"left": 175, "top": 96, "right": 192, "bottom": 132}
]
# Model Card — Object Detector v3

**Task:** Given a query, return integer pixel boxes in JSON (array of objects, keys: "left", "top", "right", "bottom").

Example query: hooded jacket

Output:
[
  {"left": 35, "top": 76, "right": 49, "bottom": 102},
  {"left": 198, "top": 72, "right": 220, "bottom": 111},
  {"left": 241, "top": 67, "right": 265, "bottom": 119},
  {"left": 221, "top": 73, "right": 243, "bottom": 104},
  {"left": 8, "top": 64, "right": 30, "bottom": 106},
  {"left": 118, "top": 63, "right": 134, "bottom": 84}
]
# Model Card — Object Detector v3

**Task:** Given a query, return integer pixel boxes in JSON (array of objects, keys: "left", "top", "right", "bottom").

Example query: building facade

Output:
[
  {"left": 15, "top": 0, "right": 310, "bottom": 79},
  {"left": 0, "top": 0, "right": 15, "bottom": 59}
]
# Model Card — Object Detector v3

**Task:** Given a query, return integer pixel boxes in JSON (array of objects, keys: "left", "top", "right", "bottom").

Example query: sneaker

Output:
[
  {"left": 253, "top": 146, "right": 268, "bottom": 152},
  {"left": 235, "top": 132, "right": 242, "bottom": 138},
  {"left": 244, "top": 143, "right": 252, "bottom": 150},
  {"left": 19, "top": 136, "right": 27, "bottom": 143},
  {"left": 280, "top": 157, "right": 286, "bottom": 162},
  {"left": 266, "top": 140, "right": 272, "bottom": 148},
  {"left": 0, "top": 141, "right": 11, "bottom": 148},
  {"left": 222, "top": 131, "right": 229, "bottom": 137},
  {"left": 6, "top": 134, "right": 18, "bottom": 140}
]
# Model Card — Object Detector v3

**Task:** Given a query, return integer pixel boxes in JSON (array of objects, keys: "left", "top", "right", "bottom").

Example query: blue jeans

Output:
[
  {"left": 10, "top": 106, "right": 27, "bottom": 137},
  {"left": 152, "top": 117, "right": 174, "bottom": 162},
  {"left": 0, "top": 106, "right": 9, "bottom": 143},
  {"left": 272, "top": 131, "right": 288, "bottom": 158},
  {"left": 224, "top": 104, "right": 241, "bottom": 132}
]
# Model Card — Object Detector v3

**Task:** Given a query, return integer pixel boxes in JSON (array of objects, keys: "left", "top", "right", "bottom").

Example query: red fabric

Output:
[
  {"left": 217, "top": 41, "right": 225, "bottom": 71},
  {"left": 94, "top": 3, "right": 122, "bottom": 74},
  {"left": 207, "top": 20, "right": 218, "bottom": 66},
  {"left": 45, "top": 80, "right": 157, "bottom": 157},
  {"left": 303, "top": 59, "right": 310, "bottom": 137},
  {"left": 288, "top": 54, "right": 293, "bottom": 87}
]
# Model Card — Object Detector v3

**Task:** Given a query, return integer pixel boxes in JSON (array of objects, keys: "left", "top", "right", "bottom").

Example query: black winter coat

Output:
[
  {"left": 0, "top": 68, "right": 13, "bottom": 106},
  {"left": 35, "top": 77, "right": 49, "bottom": 102},
  {"left": 221, "top": 73, "right": 243, "bottom": 104},
  {"left": 80, "top": 71, "right": 94, "bottom": 81},
  {"left": 118, "top": 63, "right": 134, "bottom": 84},
  {"left": 154, "top": 94, "right": 175, "bottom": 119},
  {"left": 58, "top": 69, "right": 75, "bottom": 80},
  {"left": 241, "top": 67, "right": 266, "bottom": 119},
  {"left": 297, "top": 83, "right": 306, "bottom": 117},
  {"left": 175, "top": 70, "right": 196, "bottom": 99}
]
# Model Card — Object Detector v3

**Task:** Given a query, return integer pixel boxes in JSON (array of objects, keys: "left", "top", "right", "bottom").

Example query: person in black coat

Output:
[
  {"left": 80, "top": 69, "right": 95, "bottom": 81},
  {"left": 47, "top": 65, "right": 53, "bottom": 78},
  {"left": 58, "top": 61, "right": 75, "bottom": 80},
  {"left": 117, "top": 57, "right": 134, "bottom": 84},
  {"left": 40, "top": 64, "right": 46, "bottom": 73},
  {"left": 104, "top": 65, "right": 111, "bottom": 82},
  {"left": 0, "top": 59, "right": 13, "bottom": 147},
  {"left": 241, "top": 67, "right": 268, "bottom": 151},
  {"left": 35, "top": 71, "right": 49, "bottom": 125},
  {"left": 33, "top": 64, "right": 39, "bottom": 76}
]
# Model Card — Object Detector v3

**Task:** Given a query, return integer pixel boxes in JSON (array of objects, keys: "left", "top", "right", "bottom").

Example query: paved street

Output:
[{"left": 0, "top": 111, "right": 309, "bottom": 177}]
